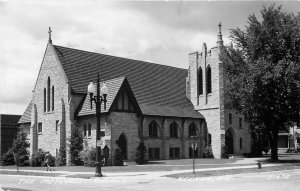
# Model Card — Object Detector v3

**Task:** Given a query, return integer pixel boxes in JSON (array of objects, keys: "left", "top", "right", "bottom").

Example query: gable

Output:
[
  {"left": 78, "top": 77, "right": 140, "bottom": 116},
  {"left": 110, "top": 79, "right": 141, "bottom": 114}
]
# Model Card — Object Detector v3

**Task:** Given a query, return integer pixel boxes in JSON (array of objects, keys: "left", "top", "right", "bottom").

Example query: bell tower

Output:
[{"left": 187, "top": 23, "right": 225, "bottom": 158}]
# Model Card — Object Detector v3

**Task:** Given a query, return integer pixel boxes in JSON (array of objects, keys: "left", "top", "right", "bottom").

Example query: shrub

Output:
[
  {"left": 135, "top": 143, "right": 148, "bottom": 165},
  {"left": 221, "top": 145, "right": 229, "bottom": 159},
  {"left": 31, "top": 149, "right": 46, "bottom": 167},
  {"left": 11, "top": 131, "right": 30, "bottom": 166},
  {"left": 0, "top": 149, "right": 15, "bottom": 166},
  {"left": 68, "top": 124, "right": 83, "bottom": 165},
  {"left": 114, "top": 147, "right": 123, "bottom": 166},
  {"left": 55, "top": 148, "right": 66, "bottom": 166},
  {"left": 79, "top": 147, "right": 97, "bottom": 167},
  {"left": 203, "top": 146, "right": 214, "bottom": 158},
  {"left": 31, "top": 149, "right": 55, "bottom": 167}
]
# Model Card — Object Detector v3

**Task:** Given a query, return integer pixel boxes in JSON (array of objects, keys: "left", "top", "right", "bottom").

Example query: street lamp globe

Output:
[
  {"left": 101, "top": 83, "right": 108, "bottom": 96},
  {"left": 88, "top": 82, "right": 96, "bottom": 95}
]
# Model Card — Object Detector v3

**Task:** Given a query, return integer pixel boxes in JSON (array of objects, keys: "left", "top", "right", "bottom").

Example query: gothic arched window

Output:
[
  {"left": 189, "top": 123, "right": 197, "bottom": 137},
  {"left": 149, "top": 121, "right": 159, "bottom": 137},
  {"left": 240, "top": 137, "right": 243, "bottom": 148},
  {"left": 83, "top": 124, "right": 87, "bottom": 137},
  {"left": 52, "top": 86, "right": 54, "bottom": 111},
  {"left": 47, "top": 77, "right": 51, "bottom": 111},
  {"left": 206, "top": 66, "right": 212, "bottom": 94},
  {"left": 44, "top": 88, "right": 46, "bottom": 112},
  {"left": 88, "top": 123, "right": 91, "bottom": 137},
  {"left": 170, "top": 122, "right": 179, "bottom": 138},
  {"left": 198, "top": 67, "right": 203, "bottom": 95}
]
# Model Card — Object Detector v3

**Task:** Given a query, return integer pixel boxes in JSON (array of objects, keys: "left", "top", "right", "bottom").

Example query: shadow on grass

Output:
[{"left": 262, "top": 159, "right": 300, "bottom": 164}]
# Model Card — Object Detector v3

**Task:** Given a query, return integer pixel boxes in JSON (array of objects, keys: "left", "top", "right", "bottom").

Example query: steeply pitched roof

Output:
[
  {"left": 78, "top": 76, "right": 142, "bottom": 116},
  {"left": 1, "top": 114, "right": 21, "bottom": 127},
  {"left": 18, "top": 102, "right": 32, "bottom": 124},
  {"left": 53, "top": 45, "right": 202, "bottom": 119}
]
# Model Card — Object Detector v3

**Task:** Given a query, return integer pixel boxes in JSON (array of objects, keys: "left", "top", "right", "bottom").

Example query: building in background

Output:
[{"left": 0, "top": 114, "right": 21, "bottom": 156}]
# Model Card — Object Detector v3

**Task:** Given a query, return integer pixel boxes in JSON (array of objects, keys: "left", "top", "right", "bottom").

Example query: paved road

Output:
[{"left": 1, "top": 168, "right": 300, "bottom": 191}]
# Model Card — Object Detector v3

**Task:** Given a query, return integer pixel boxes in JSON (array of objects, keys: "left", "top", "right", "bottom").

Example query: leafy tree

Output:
[
  {"left": 68, "top": 123, "right": 83, "bottom": 165},
  {"left": 222, "top": 5, "right": 300, "bottom": 160},
  {"left": 135, "top": 143, "right": 148, "bottom": 165},
  {"left": 11, "top": 130, "right": 30, "bottom": 166}
]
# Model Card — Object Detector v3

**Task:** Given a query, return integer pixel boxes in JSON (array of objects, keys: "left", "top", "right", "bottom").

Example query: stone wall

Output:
[
  {"left": 225, "top": 109, "right": 252, "bottom": 154},
  {"left": 29, "top": 43, "right": 73, "bottom": 161}
]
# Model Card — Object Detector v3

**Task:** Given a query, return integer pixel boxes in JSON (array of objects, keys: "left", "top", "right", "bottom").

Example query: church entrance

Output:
[
  {"left": 117, "top": 133, "right": 127, "bottom": 160},
  {"left": 225, "top": 128, "right": 234, "bottom": 154}
]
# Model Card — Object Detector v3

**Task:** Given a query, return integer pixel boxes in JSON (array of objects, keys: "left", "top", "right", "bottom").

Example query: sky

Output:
[{"left": 0, "top": 0, "right": 299, "bottom": 115}]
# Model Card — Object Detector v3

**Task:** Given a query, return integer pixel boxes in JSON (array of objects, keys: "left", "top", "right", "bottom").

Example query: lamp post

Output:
[
  {"left": 87, "top": 73, "right": 108, "bottom": 177},
  {"left": 191, "top": 135, "right": 197, "bottom": 174}
]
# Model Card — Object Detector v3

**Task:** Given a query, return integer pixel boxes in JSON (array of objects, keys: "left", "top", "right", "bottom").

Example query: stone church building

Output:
[{"left": 19, "top": 24, "right": 251, "bottom": 164}]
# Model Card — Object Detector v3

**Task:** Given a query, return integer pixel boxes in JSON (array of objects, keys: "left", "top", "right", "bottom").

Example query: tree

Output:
[
  {"left": 135, "top": 142, "right": 148, "bottom": 165},
  {"left": 68, "top": 123, "right": 83, "bottom": 165},
  {"left": 11, "top": 130, "right": 30, "bottom": 166},
  {"left": 222, "top": 5, "right": 300, "bottom": 160}
]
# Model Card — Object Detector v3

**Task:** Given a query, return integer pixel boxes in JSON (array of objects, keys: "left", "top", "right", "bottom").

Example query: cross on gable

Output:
[{"left": 48, "top": 27, "right": 52, "bottom": 43}]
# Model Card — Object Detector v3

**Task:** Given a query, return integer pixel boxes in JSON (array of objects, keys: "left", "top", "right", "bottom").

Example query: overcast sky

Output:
[{"left": 0, "top": 0, "right": 299, "bottom": 115}]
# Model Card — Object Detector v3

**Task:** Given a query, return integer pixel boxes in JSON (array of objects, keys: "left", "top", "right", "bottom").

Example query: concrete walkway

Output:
[{"left": 0, "top": 162, "right": 279, "bottom": 180}]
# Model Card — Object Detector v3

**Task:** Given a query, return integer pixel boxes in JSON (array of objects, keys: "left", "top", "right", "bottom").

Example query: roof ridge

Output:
[{"left": 53, "top": 44, "right": 187, "bottom": 71}]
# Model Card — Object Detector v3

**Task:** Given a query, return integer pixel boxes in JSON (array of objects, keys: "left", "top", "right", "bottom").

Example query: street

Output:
[{"left": 1, "top": 168, "right": 300, "bottom": 191}]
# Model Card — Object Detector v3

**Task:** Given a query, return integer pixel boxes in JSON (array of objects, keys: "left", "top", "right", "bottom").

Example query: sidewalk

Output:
[{"left": 0, "top": 160, "right": 279, "bottom": 180}]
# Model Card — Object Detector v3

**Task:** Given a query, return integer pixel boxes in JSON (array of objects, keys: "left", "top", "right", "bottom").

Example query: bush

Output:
[
  {"left": 203, "top": 146, "right": 214, "bottom": 158},
  {"left": 31, "top": 149, "right": 46, "bottom": 167},
  {"left": 55, "top": 148, "right": 66, "bottom": 166},
  {"left": 79, "top": 147, "right": 97, "bottom": 167},
  {"left": 135, "top": 143, "right": 148, "bottom": 165},
  {"left": 221, "top": 145, "right": 229, "bottom": 159},
  {"left": 114, "top": 147, "right": 123, "bottom": 166},
  {"left": 11, "top": 131, "right": 30, "bottom": 166},
  {"left": 31, "top": 149, "right": 55, "bottom": 167},
  {"left": 0, "top": 149, "right": 15, "bottom": 166},
  {"left": 68, "top": 124, "right": 83, "bottom": 165}
]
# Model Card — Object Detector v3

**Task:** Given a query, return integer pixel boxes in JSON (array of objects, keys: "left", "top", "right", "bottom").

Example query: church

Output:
[{"left": 18, "top": 24, "right": 251, "bottom": 164}]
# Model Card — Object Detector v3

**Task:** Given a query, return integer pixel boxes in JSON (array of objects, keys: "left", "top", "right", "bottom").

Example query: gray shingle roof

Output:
[
  {"left": 78, "top": 76, "right": 126, "bottom": 116},
  {"left": 19, "top": 44, "right": 203, "bottom": 123},
  {"left": 54, "top": 45, "right": 202, "bottom": 119}
]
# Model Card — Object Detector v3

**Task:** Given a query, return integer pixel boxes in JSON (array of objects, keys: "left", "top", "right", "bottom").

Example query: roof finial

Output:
[
  {"left": 48, "top": 27, "right": 52, "bottom": 43},
  {"left": 217, "top": 22, "right": 223, "bottom": 47}
]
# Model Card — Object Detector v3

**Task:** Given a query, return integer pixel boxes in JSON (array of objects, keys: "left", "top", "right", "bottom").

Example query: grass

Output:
[
  {"left": 0, "top": 158, "right": 240, "bottom": 173},
  {"left": 166, "top": 164, "right": 300, "bottom": 179}
]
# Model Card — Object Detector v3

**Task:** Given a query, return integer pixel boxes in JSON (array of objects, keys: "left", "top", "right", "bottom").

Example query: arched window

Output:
[
  {"left": 208, "top": 133, "right": 212, "bottom": 146},
  {"left": 189, "top": 123, "right": 197, "bottom": 137},
  {"left": 149, "top": 121, "right": 158, "bottom": 137},
  {"left": 47, "top": 77, "right": 51, "bottom": 112},
  {"left": 240, "top": 137, "right": 243, "bottom": 148},
  {"left": 88, "top": 123, "right": 91, "bottom": 137},
  {"left": 170, "top": 122, "right": 179, "bottom": 138},
  {"left": 83, "top": 124, "right": 87, "bottom": 137},
  {"left": 206, "top": 66, "right": 212, "bottom": 94},
  {"left": 44, "top": 88, "right": 46, "bottom": 112},
  {"left": 52, "top": 86, "right": 54, "bottom": 111},
  {"left": 198, "top": 67, "right": 203, "bottom": 95}
]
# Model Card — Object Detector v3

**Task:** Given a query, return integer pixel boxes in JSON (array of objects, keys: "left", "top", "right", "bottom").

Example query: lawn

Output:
[
  {"left": 1, "top": 158, "right": 240, "bottom": 173},
  {"left": 166, "top": 164, "right": 300, "bottom": 179}
]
